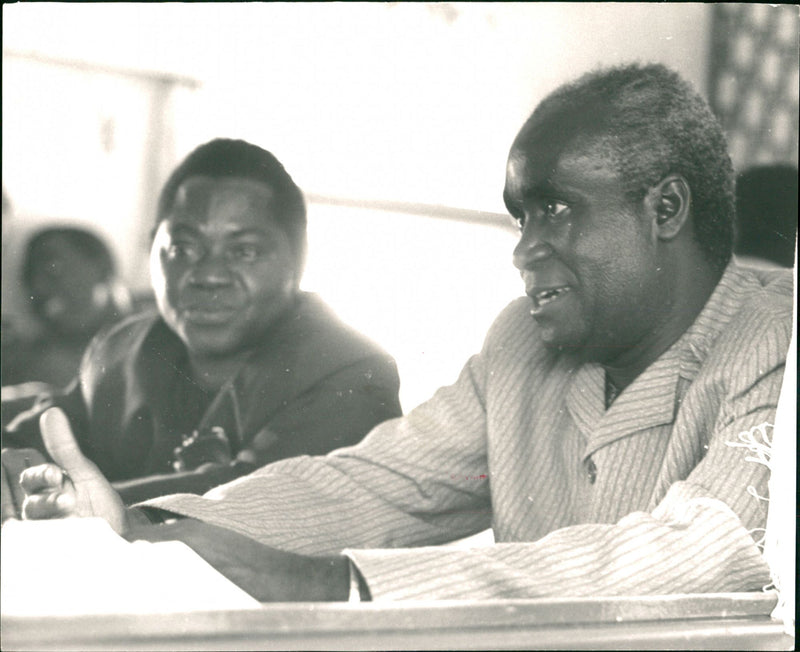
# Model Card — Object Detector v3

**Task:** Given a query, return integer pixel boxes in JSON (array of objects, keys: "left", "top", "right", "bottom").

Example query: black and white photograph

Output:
[{"left": 1, "top": 3, "right": 797, "bottom": 650}]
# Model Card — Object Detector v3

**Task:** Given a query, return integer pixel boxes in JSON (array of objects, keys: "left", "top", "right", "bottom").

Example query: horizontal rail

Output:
[{"left": 306, "top": 193, "right": 517, "bottom": 233}]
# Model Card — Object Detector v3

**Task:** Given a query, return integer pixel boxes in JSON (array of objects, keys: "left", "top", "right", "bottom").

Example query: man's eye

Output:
[
  {"left": 542, "top": 199, "right": 570, "bottom": 221},
  {"left": 167, "top": 242, "right": 201, "bottom": 262},
  {"left": 229, "top": 243, "right": 261, "bottom": 262}
]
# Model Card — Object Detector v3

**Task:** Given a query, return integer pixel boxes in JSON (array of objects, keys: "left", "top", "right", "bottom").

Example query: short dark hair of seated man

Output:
[
  {"left": 2, "top": 138, "right": 402, "bottom": 505},
  {"left": 6, "top": 66, "right": 792, "bottom": 604},
  {"left": 734, "top": 164, "right": 798, "bottom": 268},
  {"left": 1, "top": 227, "right": 133, "bottom": 391}
]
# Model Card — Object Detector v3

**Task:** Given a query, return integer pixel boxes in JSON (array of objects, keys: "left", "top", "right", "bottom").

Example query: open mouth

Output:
[{"left": 531, "top": 286, "right": 571, "bottom": 310}]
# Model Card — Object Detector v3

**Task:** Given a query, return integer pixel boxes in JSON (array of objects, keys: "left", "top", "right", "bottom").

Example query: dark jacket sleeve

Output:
[{"left": 114, "top": 354, "right": 402, "bottom": 505}]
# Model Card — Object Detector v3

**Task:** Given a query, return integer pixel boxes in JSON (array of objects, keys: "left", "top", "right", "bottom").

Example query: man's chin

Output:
[
  {"left": 538, "top": 324, "right": 579, "bottom": 348},
  {"left": 544, "top": 338, "right": 627, "bottom": 367},
  {"left": 182, "top": 328, "right": 247, "bottom": 360},
  {"left": 538, "top": 331, "right": 594, "bottom": 362}
]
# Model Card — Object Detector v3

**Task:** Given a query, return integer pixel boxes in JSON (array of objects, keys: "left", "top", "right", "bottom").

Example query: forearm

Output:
[
  {"left": 114, "top": 461, "right": 256, "bottom": 505},
  {"left": 138, "top": 446, "right": 492, "bottom": 556},
  {"left": 345, "top": 485, "right": 770, "bottom": 601}
]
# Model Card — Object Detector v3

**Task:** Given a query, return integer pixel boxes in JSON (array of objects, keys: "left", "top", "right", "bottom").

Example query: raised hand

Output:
[{"left": 19, "top": 407, "right": 129, "bottom": 534}]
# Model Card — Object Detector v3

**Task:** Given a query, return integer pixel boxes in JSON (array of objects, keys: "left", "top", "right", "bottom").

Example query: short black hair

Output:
[
  {"left": 157, "top": 139, "right": 307, "bottom": 269},
  {"left": 23, "top": 227, "right": 115, "bottom": 287},
  {"left": 735, "top": 164, "right": 798, "bottom": 268},
  {"left": 514, "top": 63, "right": 735, "bottom": 273}
]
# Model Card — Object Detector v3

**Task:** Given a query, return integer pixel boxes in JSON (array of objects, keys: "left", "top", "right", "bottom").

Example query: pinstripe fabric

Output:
[{"left": 143, "top": 263, "right": 793, "bottom": 600}]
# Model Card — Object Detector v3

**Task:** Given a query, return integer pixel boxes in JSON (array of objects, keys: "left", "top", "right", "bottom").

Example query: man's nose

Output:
[
  {"left": 512, "top": 221, "right": 554, "bottom": 270},
  {"left": 189, "top": 251, "right": 234, "bottom": 287}
]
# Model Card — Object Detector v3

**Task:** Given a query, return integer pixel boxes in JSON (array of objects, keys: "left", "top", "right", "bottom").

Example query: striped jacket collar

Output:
[{"left": 566, "top": 262, "right": 751, "bottom": 457}]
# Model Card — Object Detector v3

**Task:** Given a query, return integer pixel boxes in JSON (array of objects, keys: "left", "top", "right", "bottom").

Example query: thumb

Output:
[
  {"left": 39, "top": 407, "right": 100, "bottom": 482},
  {"left": 39, "top": 407, "right": 127, "bottom": 533}
]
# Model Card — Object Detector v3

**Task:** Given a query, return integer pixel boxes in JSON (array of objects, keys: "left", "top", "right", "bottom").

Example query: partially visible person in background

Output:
[
  {"left": 1, "top": 226, "right": 134, "bottom": 391},
  {"left": 734, "top": 164, "right": 798, "bottom": 269},
  {"left": 2, "top": 138, "right": 403, "bottom": 505}
]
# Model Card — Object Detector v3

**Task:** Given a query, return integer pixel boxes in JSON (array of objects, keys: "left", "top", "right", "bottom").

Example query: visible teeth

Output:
[{"left": 534, "top": 287, "right": 569, "bottom": 307}]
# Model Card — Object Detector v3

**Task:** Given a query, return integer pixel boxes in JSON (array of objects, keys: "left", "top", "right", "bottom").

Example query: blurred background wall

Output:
[
  {"left": 3, "top": 3, "right": 798, "bottom": 407},
  {"left": 2, "top": 3, "right": 724, "bottom": 287}
]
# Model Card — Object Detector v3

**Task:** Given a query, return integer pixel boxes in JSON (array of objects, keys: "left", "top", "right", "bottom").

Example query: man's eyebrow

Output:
[
  {"left": 506, "top": 174, "right": 577, "bottom": 212},
  {"left": 524, "top": 179, "right": 565, "bottom": 198},
  {"left": 225, "top": 226, "right": 270, "bottom": 238},
  {"left": 168, "top": 222, "right": 198, "bottom": 234},
  {"left": 504, "top": 179, "right": 557, "bottom": 212},
  {"left": 169, "top": 222, "right": 268, "bottom": 237}
]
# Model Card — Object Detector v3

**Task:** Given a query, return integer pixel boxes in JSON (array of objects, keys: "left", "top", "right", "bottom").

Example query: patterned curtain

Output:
[
  {"left": 709, "top": 8, "right": 798, "bottom": 636},
  {"left": 708, "top": 4, "right": 799, "bottom": 170}
]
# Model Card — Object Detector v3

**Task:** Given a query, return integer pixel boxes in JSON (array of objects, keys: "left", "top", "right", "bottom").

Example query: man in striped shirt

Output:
[{"left": 10, "top": 63, "right": 793, "bottom": 602}]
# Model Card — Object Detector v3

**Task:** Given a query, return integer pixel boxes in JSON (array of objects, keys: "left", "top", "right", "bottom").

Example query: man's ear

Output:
[{"left": 644, "top": 174, "right": 691, "bottom": 241}]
